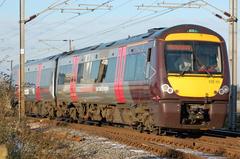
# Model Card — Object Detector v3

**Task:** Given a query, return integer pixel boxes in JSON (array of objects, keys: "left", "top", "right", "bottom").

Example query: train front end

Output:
[{"left": 152, "top": 25, "right": 230, "bottom": 130}]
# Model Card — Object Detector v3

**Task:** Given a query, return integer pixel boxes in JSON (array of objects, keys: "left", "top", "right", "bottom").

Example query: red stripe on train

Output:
[
  {"left": 36, "top": 64, "right": 43, "bottom": 101},
  {"left": 114, "top": 46, "right": 127, "bottom": 103},
  {"left": 70, "top": 56, "right": 79, "bottom": 102},
  {"left": 114, "top": 48, "right": 120, "bottom": 101}
]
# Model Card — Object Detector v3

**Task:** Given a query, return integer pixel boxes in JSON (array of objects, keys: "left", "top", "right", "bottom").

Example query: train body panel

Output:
[
  {"left": 56, "top": 41, "right": 155, "bottom": 105},
  {"left": 24, "top": 60, "right": 56, "bottom": 102},
  {"left": 15, "top": 24, "right": 230, "bottom": 131}
]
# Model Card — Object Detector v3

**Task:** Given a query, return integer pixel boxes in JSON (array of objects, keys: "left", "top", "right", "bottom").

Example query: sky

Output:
[{"left": 0, "top": 0, "right": 239, "bottom": 84}]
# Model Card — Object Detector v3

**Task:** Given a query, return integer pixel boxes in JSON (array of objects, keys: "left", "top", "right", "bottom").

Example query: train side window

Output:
[
  {"left": 58, "top": 72, "right": 64, "bottom": 85},
  {"left": 25, "top": 72, "right": 29, "bottom": 86},
  {"left": 104, "top": 57, "right": 116, "bottom": 83},
  {"left": 40, "top": 68, "right": 53, "bottom": 87},
  {"left": 90, "top": 60, "right": 100, "bottom": 83},
  {"left": 147, "top": 48, "right": 151, "bottom": 62},
  {"left": 135, "top": 54, "right": 145, "bottom": 80},
  {"left": 65, "top": 65, "right": 72, "bottom": 84},
  {"left": 58, "top": 66, "right": 65, "bottom": 85},
  {"left": 77, "top": 63, "right": 84, "bottom": 83},
  {"left": 96, "top": 59, "right": 108, "bottom": 83},
  {"left": 145, "top": 48, "right": 152, "bottom": 79},
  {"left": 124, "top": 54, "right": 136, "bottom": 81},
  {"left": 26, "top": 71, "right": 37, "bottom": 86},
  {"left": 81, "top": 62, "right": 92, "bottom": 84},
  {"left": 58, "top": 64, "right": 72, "bottom": 85}
]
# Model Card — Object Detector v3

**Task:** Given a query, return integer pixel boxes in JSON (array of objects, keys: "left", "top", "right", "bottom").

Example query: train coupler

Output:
[{"left": 181, "top": 103, "right": 210, "bottom": 125}]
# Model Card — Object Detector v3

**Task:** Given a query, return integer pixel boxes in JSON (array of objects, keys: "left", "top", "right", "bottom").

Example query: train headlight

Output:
[
  {"left": 167, "top": 87, "right": 174, "bottom": 94},
  {"left": 222, "top": 85, "right": 229, "bottom": 94},
  {"left": 161, "top": 84, "right": 174, "bottom": 94},
  {"left": 219, "top": 89, "right": 224, "bottom": 95},
  {"left": 161, "top": 84, "right": 169, "bottom": 92},
  {"left": 218, "top": 85, "right": 229, "bottom": 95}
]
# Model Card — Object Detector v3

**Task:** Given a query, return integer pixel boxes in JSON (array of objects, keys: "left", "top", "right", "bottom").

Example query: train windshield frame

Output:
[{"left": 164, "top": 41, "right": 222, "bottom": 75}]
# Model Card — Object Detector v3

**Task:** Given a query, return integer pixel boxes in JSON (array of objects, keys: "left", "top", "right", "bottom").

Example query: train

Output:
[{"left": 12, "top": 24, "right": 230, "bottom": 133}]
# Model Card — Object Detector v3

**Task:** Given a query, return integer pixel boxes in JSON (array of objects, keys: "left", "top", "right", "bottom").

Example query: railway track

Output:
[
  {"left": 28, "top": 117, "right": 240, "bottom": 159},
  {"left": 205, "top": 129, "right": 240, "bottom": 137}
]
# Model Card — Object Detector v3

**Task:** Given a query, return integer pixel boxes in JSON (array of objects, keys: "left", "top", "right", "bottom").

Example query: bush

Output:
[{"left": 0, "top": 80, "right": 57, "bottom": 158}]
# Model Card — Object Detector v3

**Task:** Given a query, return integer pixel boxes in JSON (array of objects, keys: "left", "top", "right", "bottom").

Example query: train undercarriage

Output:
[
  {"left": 25, "top": 101, "right": 160, "bottom": 133},
  {"left": 24, "top": 99, "right": 227, "bottom": 135}
]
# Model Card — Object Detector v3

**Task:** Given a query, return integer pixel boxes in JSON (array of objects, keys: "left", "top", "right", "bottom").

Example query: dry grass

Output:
[{"left": 0, "top": 80, "right": 71, "bottom": 159}]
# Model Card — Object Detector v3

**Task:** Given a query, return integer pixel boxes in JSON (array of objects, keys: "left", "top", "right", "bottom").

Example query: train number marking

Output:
[
  {"left": 209, "top": 80, "right": 220, "bottom": 84},
  {"left": 96, "top": 86, "right": 109, "bottom": 92},
  {"left": 24, "top": 89, "right": 29, "bottom": 95}
]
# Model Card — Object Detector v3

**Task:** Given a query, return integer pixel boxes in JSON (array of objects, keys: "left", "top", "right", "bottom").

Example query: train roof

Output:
[
  {"left": 64, "top": 24, "right": 224, "bottom": 57},
  {"left": 25, "top": 53, "right": 62, "bottom": 66},
  {"left": 69, "top": 27, "right": 167, "bottom": 56},
  {"left": 24, "top": 24, "right": 223, "bottom": 65},
  {"left": 25, "top": 27, "right": 167, "bottom": 65}
]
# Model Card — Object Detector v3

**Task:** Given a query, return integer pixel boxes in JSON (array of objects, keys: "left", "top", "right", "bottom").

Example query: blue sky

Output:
[{"left": 0, "top": 0, "right": 239, "bottom": 84}]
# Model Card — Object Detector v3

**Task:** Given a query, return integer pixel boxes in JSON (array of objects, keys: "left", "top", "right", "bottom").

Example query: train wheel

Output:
[
  {"left": 25, "top": 101, "right": 32, "bottom": 116},
  {"left": 69, "top": 107, "right": 78, "bottom": 122},
  {"left": 48, "top": 107, "right": 55, "bottom": 119},
  {"left": 152, "top": 127, "right": 161, "bottom": 135},
  {"left": 137, "top": 123, "right": 144, "bottom": 133},
  {"left": 41, "top": 102, "right": 48, "bottom": 118},
  {"left": 160, "top": 130, "right": 167, "bottom": 136}
]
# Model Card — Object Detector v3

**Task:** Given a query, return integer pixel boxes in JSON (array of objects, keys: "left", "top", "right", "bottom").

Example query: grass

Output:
[{"left": 0, "top": 80, "right": 65, "bottom": 159}]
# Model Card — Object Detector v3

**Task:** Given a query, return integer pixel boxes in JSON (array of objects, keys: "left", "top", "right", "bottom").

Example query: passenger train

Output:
[{"left": 12, "top": 24, "right": 230, "bottom": 133}]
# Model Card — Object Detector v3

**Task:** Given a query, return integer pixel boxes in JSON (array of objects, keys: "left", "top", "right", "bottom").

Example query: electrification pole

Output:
[
  {"left": 229, "top": 0, "right": 238, "bottom": 131},
  {"left": 69, "top": 40, "right": 73, "bottom": 52},
  {"left": 19, "top": 0, "right": 25, "bottom": 121},
  {"left": 63, "top": 40, "right": 74, "bottom": 52}
]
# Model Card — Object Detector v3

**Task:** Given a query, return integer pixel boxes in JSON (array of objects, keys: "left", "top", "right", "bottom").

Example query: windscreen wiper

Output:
[
  {"left": 202, "top": 69, "right": 212, "bottom": 77},
  {"left": 180, "top": 66, "right": 191, "bottom": 76},
  {"left": 180, "top": 70, "right": 187, "bottom": 76}
]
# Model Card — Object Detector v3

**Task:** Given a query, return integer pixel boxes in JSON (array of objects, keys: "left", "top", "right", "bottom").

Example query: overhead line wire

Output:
[
  {"left": 72, "top": 11, "right": 159, "bottom": 42},
  {"left": 0, "top": 0, "right": 7, "bottom": 7},
  {"left": 30, "top": 0, "right": 133, "bottom": 58},
  {"left": 70, "top": 0, "right": 166, "bottom": 41},
  {"left": 10, "top": 0, "right": 157, "bottom": 60},
  {"left": 43, "top": 0, "right": 163, "bottom": 47},
  {"left": 52, "top": 0, "right": 135, "bottom": 38},
  {"left": 125, "top": 0, "right": 202, "bottom": 27},
  {"left": 27, "top": 0, "right": 80, "bottom": 30},
  {"left": 26, "top": 0, "right": 117, "bottom": 59},
  {"left": 29, "top": 0, "right": 116, "bottom": 40},
  {"left": 0, "top": 0, "right": 75, "bottom": 60},
  {"left": 73, "top": 0, "right": 200, "bottom": 43},
  {"left": 0, "top": 0, "right": 72, "bottom": 42},
  {"left": 27, "top": 11, "right": 56, "bottom": 29},
  {"left": 200, "top": 0, "right": 226, "bottom": 14},
  {"left": 72, "top": 12, "right": 154, "bottom": 41}
]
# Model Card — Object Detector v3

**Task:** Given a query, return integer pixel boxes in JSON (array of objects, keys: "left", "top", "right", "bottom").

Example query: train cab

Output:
[{"left": 151, "top": 25, "right": 230, "bottom": 130}]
